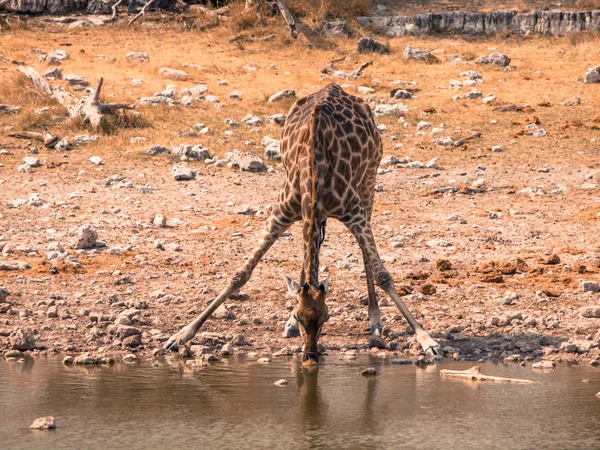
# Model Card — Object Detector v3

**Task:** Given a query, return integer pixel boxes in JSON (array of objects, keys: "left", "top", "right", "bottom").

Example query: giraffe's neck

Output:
[{"left": 301, "top": 102, "right": 324, "bottom": 287}]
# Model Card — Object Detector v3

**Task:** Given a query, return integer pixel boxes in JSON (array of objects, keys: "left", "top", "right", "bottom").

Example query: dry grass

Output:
[{"left": 0, "top": 21, "right": 599, "bottom": 168}]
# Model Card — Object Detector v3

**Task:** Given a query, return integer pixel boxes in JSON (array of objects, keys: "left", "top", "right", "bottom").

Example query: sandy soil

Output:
[{"left": 0, "top": 16, "right": 599, "bottom": 365}]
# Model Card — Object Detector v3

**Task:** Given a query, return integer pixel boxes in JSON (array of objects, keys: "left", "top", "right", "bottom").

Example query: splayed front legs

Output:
[{"left": 164, "top": 213, "right": 293, "bottom": 352}]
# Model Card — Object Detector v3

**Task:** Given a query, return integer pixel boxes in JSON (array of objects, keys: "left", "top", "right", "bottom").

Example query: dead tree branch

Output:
[
  {"left": 17, "top": 65, "right": 78, "bottom": 105},
  {"left": 129, "top": 0, "right": 158, "bottom": 26},
  {"left": 321, "top": 60, "right": 373, "bottom": 80},
  {"left": 111, "top": 0, "right": 124, "bottom": 21},
  {"left": 439, "top": 366, "right": 535, "bottom": 384},
  {"left": 192, "top": 4, "right": 229, "bottom": 16},
  {"left": 452, "top": 132, "right": 481, "bottom": 147},
  {"left": 273, "top": 0, "right": 296, "bottom": 38},
  {"left": 68, "top": 77, "right": 135, "bottom": 128}
]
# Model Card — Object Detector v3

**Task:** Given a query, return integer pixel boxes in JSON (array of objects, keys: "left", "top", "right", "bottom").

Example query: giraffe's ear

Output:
[
  {"left": 284, "top": 275, "right": 300, "bottom": 296},
  {"left": 319, "top": 276, "right": 330, "bottom": 295}
]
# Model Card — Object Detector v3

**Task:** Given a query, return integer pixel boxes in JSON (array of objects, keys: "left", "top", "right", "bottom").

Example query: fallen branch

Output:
[
  {"left": 17, "top": 65, "right": 52, "bottom": 95},
  {"left": 68, "top": 77, "right": 135, "bottom": 128},
  {"left": 452, "top": 132, "right": 481, "bottom": 147},
  {"left": 321, "top": 60, "right": 373, "bottom": 80},
  {"left": 17, "top": 65, "right": 77, "bottom": 105},
  {"left": 111, "top": 0, "right": 124, "bottom": 21},
  {"left": 192, "top": 5, "right": 229, "bottom": 16},
  {"left": 129, "top": 0, "right": 158, "bottom": 26},
  {"left": 8, "top": 131, "right": 43, "bottom": 141},
  {"left": 274, "top": 0, "right": 296, "bottom": 38},
  {"left": 439, "top": 366, "right": 534, "bottom": 384}
]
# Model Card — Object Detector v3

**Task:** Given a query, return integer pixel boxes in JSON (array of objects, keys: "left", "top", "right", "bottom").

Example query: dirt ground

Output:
[{"left": 0, "top": 14, "right": 599, "bottom": 365}]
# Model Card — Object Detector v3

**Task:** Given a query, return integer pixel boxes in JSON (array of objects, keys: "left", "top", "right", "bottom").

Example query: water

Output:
[{"left": 1, "top": 356, "right": 599, "bottom": 450}]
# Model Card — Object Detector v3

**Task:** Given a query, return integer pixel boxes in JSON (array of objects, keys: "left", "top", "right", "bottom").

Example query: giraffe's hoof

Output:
[
  {"left": 370, "top": 323, "right": 383, "bottom": 337},
  {"left": 282, "top": 324, "right": 300, "bottom": 338},
  {"left": 416, "top": 330, "right": 442, "bottom": 360},
  {"left": 164, "top": 326, "right": 195, "bottom": 352},
  {"left": 164, "top": 338, "right": 180, "bottom": 352}
]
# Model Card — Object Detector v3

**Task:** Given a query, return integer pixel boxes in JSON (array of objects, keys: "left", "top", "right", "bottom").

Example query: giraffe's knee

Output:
[
  {"left": 375, "top": 270, "right": 393, "bottom": 291},
  {"left": 232, "top": 270, "right": 251, "bottom": 288}
]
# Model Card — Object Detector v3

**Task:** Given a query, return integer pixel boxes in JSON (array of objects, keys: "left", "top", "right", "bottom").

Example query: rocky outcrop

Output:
[
  {"left": 3, "top": 0, "right": 87, "bottom": 14},
  {"left": 357, "top": 10, "right": 600, "bottom": 36}
]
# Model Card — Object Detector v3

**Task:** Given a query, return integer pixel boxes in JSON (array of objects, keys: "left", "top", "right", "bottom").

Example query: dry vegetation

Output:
[{"left": 0, "top": 14, "right": 599, "bottom": 360}]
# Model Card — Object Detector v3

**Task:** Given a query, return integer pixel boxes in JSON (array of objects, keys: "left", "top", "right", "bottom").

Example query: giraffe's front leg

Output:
[
  {"left": 282, "top": 314, "right": 300, "bottom": 338},
  {"left": 164, "top": 212, "right": 294, "bottom": 352},
  {"left": 282, "top": 276, "right": 300, "bottom": 338}
]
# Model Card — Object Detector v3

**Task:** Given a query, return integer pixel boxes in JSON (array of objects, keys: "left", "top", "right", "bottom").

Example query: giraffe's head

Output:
[{"left": 285, "top": 276, "right": 330, "bottom": 365}]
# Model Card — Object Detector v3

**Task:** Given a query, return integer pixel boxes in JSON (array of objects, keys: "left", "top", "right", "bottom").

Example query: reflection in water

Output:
[{"left": 1, "top": 356, "right": 600, "bottom": 450}]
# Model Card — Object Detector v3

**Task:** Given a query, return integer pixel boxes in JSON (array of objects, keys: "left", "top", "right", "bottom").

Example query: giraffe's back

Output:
[{"left": 280, "top": 84, "right": 382, "bottom": 219}]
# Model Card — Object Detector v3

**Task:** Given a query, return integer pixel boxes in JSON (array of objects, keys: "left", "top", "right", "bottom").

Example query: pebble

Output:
[
  {"left": 221, "top": 343, "right": 234, "bottom": 356},
  {"left": 257, "top": 357, "right": 271, "bottom": 364},
  {"left": 89, "top": 156, "right": 103, "bottom": 165},
  {"left": 29, "top": 417, "right": 56, "bottom": 430},
  {"left": 532, "top": 361, "right": 555, "bottom": 369},
  {"left": 122, "top": 353, "right": 139, "bottom": 363},
  {"left": 274, "top": 379, "right": 289, "bottom": 386},
  {"left": 360, "top": 367, "right": 377, "bottom": 376}
]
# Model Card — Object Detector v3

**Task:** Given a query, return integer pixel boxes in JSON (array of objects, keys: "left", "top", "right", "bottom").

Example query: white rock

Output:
[
  {"left": 426, "top": 158, "right": 442, "bottom": 170},
  {"left": 23, "top": 157, "right": 41, "bottom": 167},
  {"left": 89, "top": 156, "right": 103, "bottom": 165},
  {"left": 268, "top": 89, "right": 295, "bottom": 102}
]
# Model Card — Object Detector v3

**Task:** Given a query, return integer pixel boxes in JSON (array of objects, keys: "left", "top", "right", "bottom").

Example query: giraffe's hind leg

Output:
[
  {"left": 165, "top": 211, "right": 296, "bottom": 352},
  {"left": 341, "top": 207, "right": 441, "bottom": 358},
  {"left": 359, "top": 181, "right": 383, "bottom": 337}
]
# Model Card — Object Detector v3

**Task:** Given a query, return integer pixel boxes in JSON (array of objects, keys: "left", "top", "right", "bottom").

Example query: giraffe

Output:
[{"left": 164, "top": 83, "right": 441, "bottom": 363}]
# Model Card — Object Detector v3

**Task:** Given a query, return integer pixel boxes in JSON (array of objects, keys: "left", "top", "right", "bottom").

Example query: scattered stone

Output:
[
  {"left": 126, "top": 52, "right": 149, "bottom": 63},
  {"left": 581, "top": 281, "right": 600, "bottom": 293},
  {"left": 357, "top": 37, "right": 389, "bottom": 54},
  {"left": 274, "top": 379, "right": 289, "bottom": 386},
  {"left": 10, "top": 328, "right": 35, "bottom": 351},
  {"left": 226, "top": 150, "right": 266, "bottom": 172},
  {"left": 172, "top": 165, "right": 196, "bottom": 181},
  {"left": 257, "top": 357, "right": 271, "bottom": 364},
  {"left": 69, "top": 224, "right": 97, "bottom": 249},
  {"left": 360, "top": 367, "right": 377, "bottom": 376},
  {"left": 89, "top": 156, "right": 103, "bottom": 165},
  {"left": 75, "top": 134, "right": 99, "bottom": 145},
  {"left": 153, "top": 215, "right": 167, "bottom": 228},
  {"left": 147, "top": 145, "right": 170, "bottom": 155},
  {"left": 584, "top": 65, "right": 600, "bottom": 84},
  {"left": 426, "top": 158, "right": 442, "bottom": 170},
  {"left": 0, "top": 105, "right": 21, "bottom": 115},
  {"left": 580, "top": 306, "right": 600, "bottom": 318},
  {"left": 64, "top": 74, "right": 89, "bottom": 88},
  {"left": 221, "top": 343, "right": 234, "bottom": 356},
  {"left": 159, "top": 67, "right": 188, "bottom": 80},
  {"left": 404, "top": 46, "right": 437, "bottom": 62},
  {"left": 268, "top": 89, "right": 296, "bottom": 102},
  {"left": 44, "top": 68, "right": 62, "bottom": 80},
  {"left": 122, "top": 353, "right": 139, "bottom": 363},
  {"left": 29, "top": 417, "right": 56, "bottom": 430},
  {"left": 262, "top": 136, "right": 281, "bottom": 161},
  {"left": 369, "top": 334, "right": 386, "bottom": 349},
  {"left": 23, "top": 157, "right": 40, "bottom": 167},
  {"left": 532, "top": 361, "right": 555, "bottom": 369},
  {"left": 475, "top": 53, "right": 511, "bottom": 67}
]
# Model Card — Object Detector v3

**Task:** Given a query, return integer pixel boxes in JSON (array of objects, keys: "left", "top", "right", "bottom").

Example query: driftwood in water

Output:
[
  {"left": 439, "top": 366, "right": 535, "bottom": 384},
  {"left": 68, "top": 78, "right": 135, "bottom": 128},
  {"left": 321, "top": 59, "right": 373, "bottom": 80}
]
